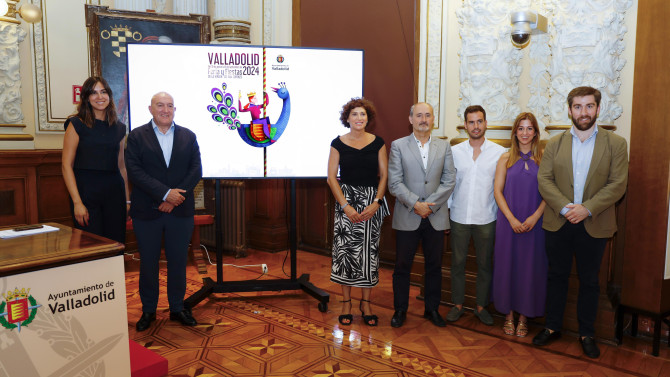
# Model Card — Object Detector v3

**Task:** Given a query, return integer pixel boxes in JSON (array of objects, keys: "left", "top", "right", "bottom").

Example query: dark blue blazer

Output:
[{"left": 125, "top": 121, "right": 202, "bottom": 220}]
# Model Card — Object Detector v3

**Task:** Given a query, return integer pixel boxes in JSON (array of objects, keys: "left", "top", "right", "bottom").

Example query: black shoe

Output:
[
  {"left": 580, "top": 336, "right": 600, "bottom": 358},
  {"left": 338, "top": 299, "right": 353, "bottom": 326},
  {"left": 391, "top": 310, "right": 407, "bottom": 328},
  {"left": 423, "top": 310, "right": 446, "bottom": 327},
  {"left": 170, "top": 310, "right": 197, "bottom": 326},
  {"left": 359, "top": 299, "right": 378, "bottom": 327},
  {"left": 532, "top": 328, "right": 562, "bottom": 346},
  {"left": 135, "top": 312, "right": 156, "bottom": 332}
]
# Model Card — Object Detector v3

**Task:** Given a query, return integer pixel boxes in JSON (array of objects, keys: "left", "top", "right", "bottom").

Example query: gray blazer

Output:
[{"left": 388, "top": 134, "right": 456, "bottom": 231}]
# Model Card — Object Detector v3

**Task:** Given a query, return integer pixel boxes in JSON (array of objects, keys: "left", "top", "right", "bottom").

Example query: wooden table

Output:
[{"left": 0, "top": 222, "right": 124, "bottom": 277}]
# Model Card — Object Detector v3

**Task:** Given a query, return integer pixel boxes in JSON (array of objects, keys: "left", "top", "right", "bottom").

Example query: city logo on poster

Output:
[
  {"left": 0, "top": 288, "right": 41, "bottom": 332},
  {"left": 272, "top": 55, "right": 289, "bottom": 71}
]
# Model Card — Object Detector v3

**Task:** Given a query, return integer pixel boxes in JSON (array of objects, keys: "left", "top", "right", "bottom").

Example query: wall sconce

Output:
[
  {"left": 0, "top": 1, "right": 42, "bottom": 24},
  {"left": 510, "top": 11, "right": 547, "bottom": 48}
]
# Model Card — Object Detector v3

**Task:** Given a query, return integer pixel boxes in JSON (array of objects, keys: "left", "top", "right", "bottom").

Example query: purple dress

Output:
[{"left": 492, "top": 151, "right": 547, "bottom": 317}]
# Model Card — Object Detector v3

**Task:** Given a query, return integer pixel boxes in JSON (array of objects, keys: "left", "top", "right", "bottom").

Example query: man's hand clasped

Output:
[{"left": 413, "top": 201, "right": 435, "bottom": 219}]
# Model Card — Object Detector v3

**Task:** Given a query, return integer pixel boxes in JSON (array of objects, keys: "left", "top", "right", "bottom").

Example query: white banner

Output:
[{"left": 0, "top": 256, "right": 130, "bottom": 377}]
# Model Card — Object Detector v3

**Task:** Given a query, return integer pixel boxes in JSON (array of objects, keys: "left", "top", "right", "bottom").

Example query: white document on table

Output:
[{"left": 0, "top": 225, "right": 60, "bottom": 239}]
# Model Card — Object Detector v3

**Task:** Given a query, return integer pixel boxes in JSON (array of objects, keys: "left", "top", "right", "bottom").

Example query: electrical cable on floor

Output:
[{"left": 126, "top": 244, "right": 268, "bottom": 279}]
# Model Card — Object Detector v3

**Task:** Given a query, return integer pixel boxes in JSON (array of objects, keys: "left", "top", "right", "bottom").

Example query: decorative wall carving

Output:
[
  {"left": 547, "top": 0, "right": 632, "bottom": 125},
  {"left": 155, "top": 0, "right": 166, "bottom": 13},
  {"left": 263, "top": 0, "right": 273, "bottom": 46},
  {"left": 30, "top": 0, "right": 61, "bottom": 132},
  {"left": 527, "top": 4, "right": 551, "bottom": 129},
  {"left": 0, "top": 22, "right": 26, "bottom": 124},
  {"left": 454, "top": 0, "right": 631, "bottom": 129},
  {"left": 424, "top": 0, "right": 443, "bottom": 129},
  {"left": 457, "top": 0, "right": 522, "bottom": 125}
]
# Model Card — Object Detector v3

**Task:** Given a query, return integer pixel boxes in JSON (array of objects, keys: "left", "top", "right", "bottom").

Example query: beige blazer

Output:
[{"left": 538, "top": 126, "right": 628, "bottom": 238}]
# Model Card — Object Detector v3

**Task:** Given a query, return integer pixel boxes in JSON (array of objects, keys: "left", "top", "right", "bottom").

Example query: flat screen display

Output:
[{"left": 126, "top": 43, "right": 364, "bottom": 178}]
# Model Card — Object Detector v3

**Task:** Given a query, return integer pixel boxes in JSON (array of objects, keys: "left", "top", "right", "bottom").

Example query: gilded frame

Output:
[{"left": 84, "top": 5, "right": 210, "bottom": 124}]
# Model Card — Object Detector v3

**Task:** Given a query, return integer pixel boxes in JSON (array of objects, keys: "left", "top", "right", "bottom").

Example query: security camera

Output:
[{"left": 510, "top": 11, "right": 547, "bottom": 48}]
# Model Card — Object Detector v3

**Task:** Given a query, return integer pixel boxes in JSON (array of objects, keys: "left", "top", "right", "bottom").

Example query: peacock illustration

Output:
[{"left": 207, "top": 82, "right": 291, "bottom": 148}]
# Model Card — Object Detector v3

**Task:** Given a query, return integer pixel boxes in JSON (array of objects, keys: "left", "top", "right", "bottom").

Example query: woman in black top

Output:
[
  {"left": 326, "top": 98, "right": 389, "bottom": 326},
  {"left": 62, "top": 77, "right": 129, "bottom": 245}
]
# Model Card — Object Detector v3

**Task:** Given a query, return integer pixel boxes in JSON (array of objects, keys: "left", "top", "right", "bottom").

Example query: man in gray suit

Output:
[{"left": 388, "top": 102, "right": 457, "bottom": 327}]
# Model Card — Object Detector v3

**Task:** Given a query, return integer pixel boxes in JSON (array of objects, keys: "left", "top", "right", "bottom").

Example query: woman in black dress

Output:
[
  {"left": 62, "top": 76, "right": 129, "bottom": 245},
  {"left": 327, "top": 98, "right": 389, "bottom": 326}
]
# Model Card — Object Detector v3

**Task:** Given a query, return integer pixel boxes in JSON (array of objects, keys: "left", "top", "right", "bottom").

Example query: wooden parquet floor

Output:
[{"left": 124, "top": 249, "right": 670, "bottom": 376}]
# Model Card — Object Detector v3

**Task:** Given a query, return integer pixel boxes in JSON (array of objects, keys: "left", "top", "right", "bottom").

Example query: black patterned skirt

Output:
[{"left": 330, "top": 183, "right": 390, "bottom": 287}]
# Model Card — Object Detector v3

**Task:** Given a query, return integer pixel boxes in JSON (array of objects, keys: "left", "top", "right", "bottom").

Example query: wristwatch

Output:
[{"left": 374, "top": 197, "right": 385, "bottom": 206}]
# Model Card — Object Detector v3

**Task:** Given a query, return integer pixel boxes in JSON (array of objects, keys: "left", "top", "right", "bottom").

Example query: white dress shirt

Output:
[
  {"left": 448, "top": 138, "right": 506, "bottom": 224},
  {"left": 413, "top": 133, "right": 431, "bottom": 170}
]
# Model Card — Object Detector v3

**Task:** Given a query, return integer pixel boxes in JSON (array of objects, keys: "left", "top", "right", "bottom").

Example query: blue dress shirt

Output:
[
  {"left": 152, "top": 119, "right": 175, "bottom": 200},
  {"left": 560, "top": 125, "right": 598, "bottom": 216}
]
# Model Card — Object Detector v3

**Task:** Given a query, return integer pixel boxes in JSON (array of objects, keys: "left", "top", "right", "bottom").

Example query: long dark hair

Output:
[{"left": 73, "top": 76, "right": 118, "bottom": 128}]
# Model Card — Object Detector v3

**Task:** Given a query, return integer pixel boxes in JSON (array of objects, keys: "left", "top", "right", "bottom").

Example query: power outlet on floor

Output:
[{"left": 262, "top": 264, "right": 268, "bottom": 274}]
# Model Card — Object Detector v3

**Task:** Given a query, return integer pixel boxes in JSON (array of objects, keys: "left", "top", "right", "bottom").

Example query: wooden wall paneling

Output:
[
  {"left": 622, "top": 0, "right": 670, "bottom": 314},
  {"left": 0, "top": 151, "right": 66, "bottom": 227},
  {"left": 0, "top": 169, "right": 29, "bottom": 226},
  {"left": 297, "top": 179, "right": 332, "bottom": 255},
  {"left": 37, "top": 163, "right": 72, "bottom": 225},
  {"left": 296, "top": 0, "right": 417, "bottom": 151},
  {"left": 294, "top": 0, "right": 417, "bottom": 272},
  {"left": 245, "top": 179, "right": 289, "bottom": 252}
]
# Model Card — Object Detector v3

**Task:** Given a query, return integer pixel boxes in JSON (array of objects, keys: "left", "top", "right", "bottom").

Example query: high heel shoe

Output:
[
  {"left": 359, "top": 299, "right": 378, "bottom": 327},
  {"left": 338, "top": 300, "right": 352, "bottom": 326},
  {"left": 516, "top": 320, "right": 528, "bottom": 337},
  {"left": 503, "top": 319, "right": 516, "bottom": 336}
]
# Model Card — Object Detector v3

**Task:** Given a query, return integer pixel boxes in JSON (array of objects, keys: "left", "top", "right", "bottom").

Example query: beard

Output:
[{"left": 571, "top": 113, "right": 597, "bottom": 131}]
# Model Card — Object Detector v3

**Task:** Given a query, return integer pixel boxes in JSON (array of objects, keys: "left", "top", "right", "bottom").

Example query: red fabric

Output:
[{"left": 129, "top": 340, "right": 167, "bottom": 377}]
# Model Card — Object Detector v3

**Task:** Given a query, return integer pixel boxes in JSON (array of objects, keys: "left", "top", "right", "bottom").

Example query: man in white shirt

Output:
[{"left": 446, "top": 105, "right": 505, "bottom": 325}]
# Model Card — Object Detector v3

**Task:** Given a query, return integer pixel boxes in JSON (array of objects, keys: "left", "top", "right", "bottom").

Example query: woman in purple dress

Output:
[{"left": 492, "top": 112, "right": 547, "bottom": 337}]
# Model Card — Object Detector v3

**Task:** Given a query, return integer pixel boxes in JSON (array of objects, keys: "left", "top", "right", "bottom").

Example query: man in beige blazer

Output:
[{"left": 533, "top": 86, "right": 628, "bottom": 359}]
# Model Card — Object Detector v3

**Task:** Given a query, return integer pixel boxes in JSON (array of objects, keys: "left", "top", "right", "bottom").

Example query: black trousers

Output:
[
  {"left": 133, "top": 214, "right": 194, "bottom": 313},
  {"left": 393, "top": 218, "right": 444, "bottom": 312},
  {"left": 544, "top": 222, "right": 607, "bottom": 336},
  {"left": 71, "top": 169, "right": 126, "bottom": 245}
]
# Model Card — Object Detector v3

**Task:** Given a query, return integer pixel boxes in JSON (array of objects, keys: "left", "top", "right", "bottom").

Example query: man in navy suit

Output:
[{"left": 125, "top": 92, "right": 202, "bottom": 331}]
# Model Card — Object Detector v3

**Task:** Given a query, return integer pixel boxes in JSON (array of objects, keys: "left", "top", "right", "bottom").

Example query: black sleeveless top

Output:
[
  {"left": 331, "top": 135, "right": 385, "bottom": 187},
  {"left": 65, "top": 117, "right": 126, "bottom": 172}
]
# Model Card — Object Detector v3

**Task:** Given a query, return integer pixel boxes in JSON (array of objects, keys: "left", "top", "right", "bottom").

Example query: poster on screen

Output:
[
  {"left": 0, "top": 256, "right": 130, "bottom": 376},
  {"left": 126, "top": 43, "right": 364, "bottom": 179}
]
